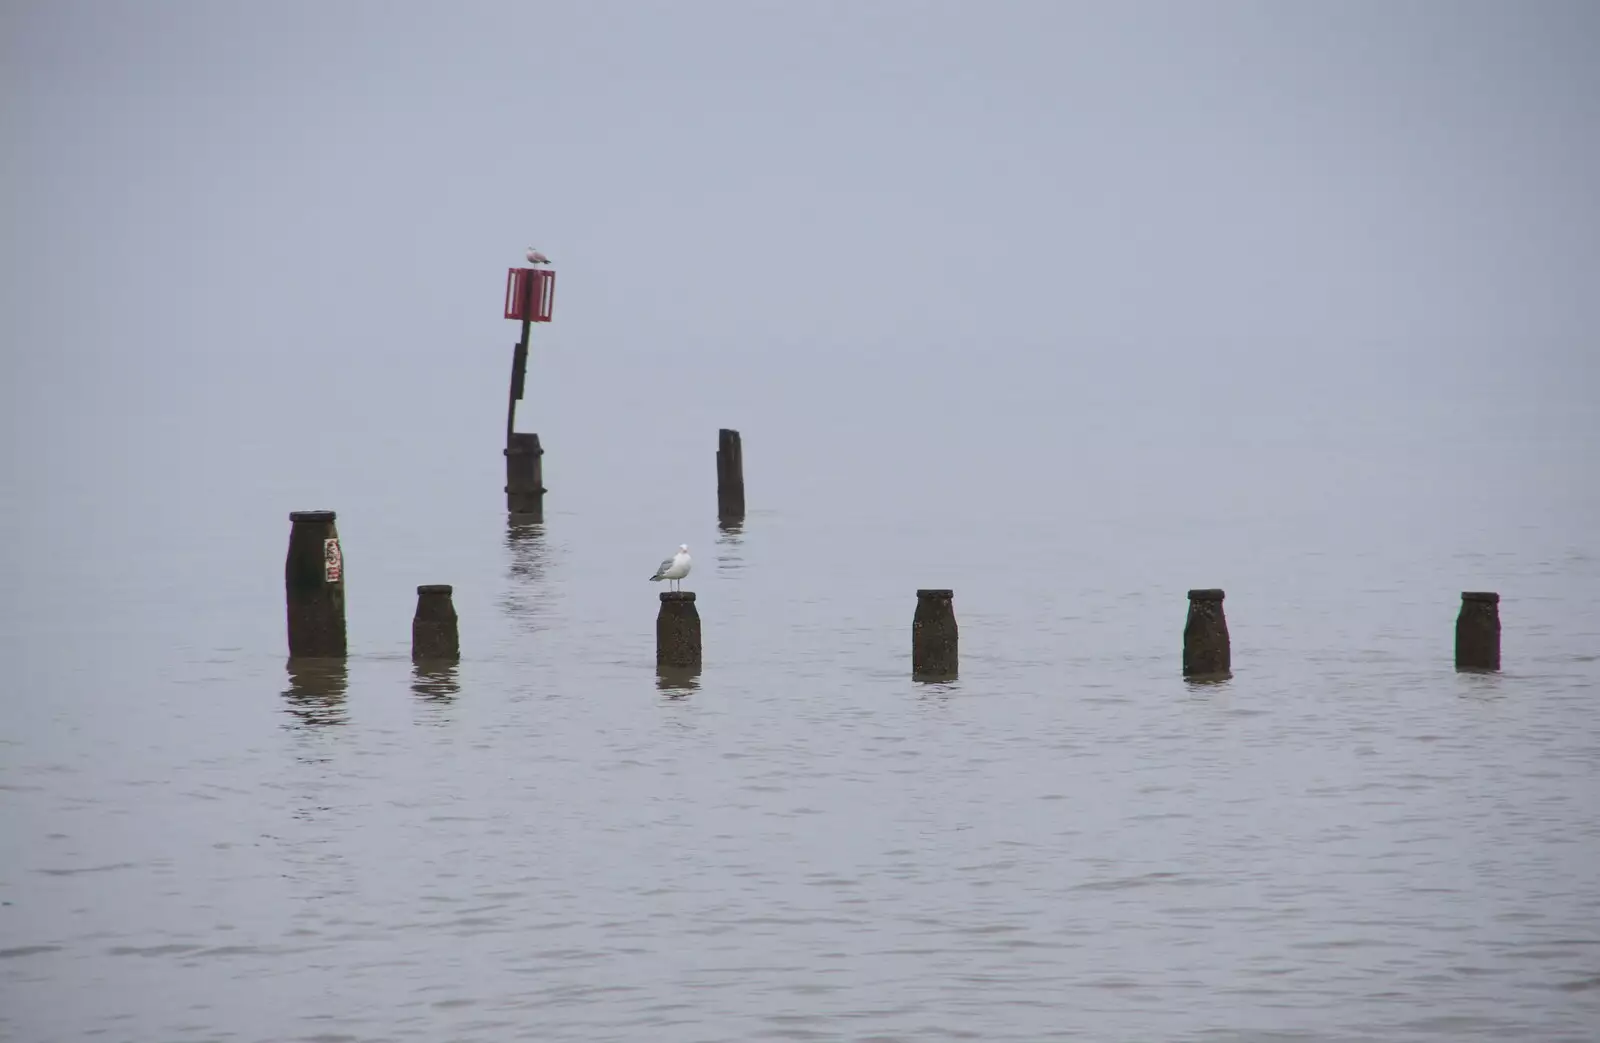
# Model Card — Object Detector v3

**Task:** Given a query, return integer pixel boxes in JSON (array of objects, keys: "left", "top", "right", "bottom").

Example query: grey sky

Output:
[{"left": 3, "top": 1, "right": 1597, "bottom": 551}]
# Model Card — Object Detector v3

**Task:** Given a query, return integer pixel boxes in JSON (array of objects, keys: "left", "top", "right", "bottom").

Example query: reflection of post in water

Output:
[
  {"left": 505, "top": 518, "right": 547, "bottom": 580},
  {"left": 715, "top": 517, "right": 745, "bottom": 574},
  {"left": 412, "top": 661, "right": 461, "bottom": 701},
  {"left": 282, "top": 658, "right": 349, "bottom": 725},
  {"left": 656, "top": 666, "right": 700, "bottom": 697},
  {"left": 502, "top": 518, "right": 552, "bottom": 627}
]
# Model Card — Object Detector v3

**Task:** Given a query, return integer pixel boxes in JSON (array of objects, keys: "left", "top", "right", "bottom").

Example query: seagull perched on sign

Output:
[
  {"left": 649, "top": 544, "right": 692, "bottom": 592},
  {"left": 525, "top": 247, "right": 551, "bottom": 266}
]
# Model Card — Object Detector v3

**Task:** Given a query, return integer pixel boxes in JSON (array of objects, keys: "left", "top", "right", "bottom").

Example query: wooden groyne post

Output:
[
  {"left": 1455, "top": 591, "right": 1500, "bottom": 671},
  {"left": 657, "top": 591, "right": 702, "bottom": 672},
  {"left": 1182, "top": 588, "right": 1230, "bottom": 680},
  {"left": 912, "top": 589, "right": 958, "bottom": 680},
  {"left": 717, "top": 428, "right": 745, "bottom": 523},
  {"left": 285, "top": 510, "right": 346, "bottom": 658},
  {"left": 412, "top": 584, "right": 460, "bottom": 661}
]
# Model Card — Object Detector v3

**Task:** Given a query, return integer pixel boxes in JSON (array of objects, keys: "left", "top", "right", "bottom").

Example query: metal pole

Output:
[{"left": 506, "top": 315, "right": 531, "bottom": 446}]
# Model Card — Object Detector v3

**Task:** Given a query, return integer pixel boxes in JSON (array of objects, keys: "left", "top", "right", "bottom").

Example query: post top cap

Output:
[
  {"left": 660, "top": 591, "right": 696, "bottom": 601},
  {"left": 1187, "top": 588, "right": 1226, "bottom": 600},
  {"left": 1461, "top": 590, "right": 1500, "bottom": 602},
  {"left": 289, "top": 510, "right": 336, "bottom": 523},
  {"left": 417, "top": 584, "right": 453, "bottom": 595},
  {"left": 917, "top": 588, "right": 954, "bottom": 598}
]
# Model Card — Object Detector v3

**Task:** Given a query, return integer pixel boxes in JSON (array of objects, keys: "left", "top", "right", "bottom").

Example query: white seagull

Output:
[
  {"left": 649, "top": 544, "right": 692, "bottom": 591},
  {"left": 525, "top": 247, "right": 551, "bottom": 266}
]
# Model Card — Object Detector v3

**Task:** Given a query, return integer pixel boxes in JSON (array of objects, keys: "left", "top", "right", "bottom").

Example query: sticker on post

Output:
[{"left": 324, "top": 538, "right": 342, "bottom": 583}]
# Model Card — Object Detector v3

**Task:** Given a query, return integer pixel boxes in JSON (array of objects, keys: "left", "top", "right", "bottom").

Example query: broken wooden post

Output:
[
  {"left": 412, "top": 584, "right": 460, "bottom": 661},
  {"left": 1183, "top": 588, "right": 1230, "bottom": 680},
  {"left": 912, "top": 589, "right": 958, "bottom": 680},
  {"left": 284, "top": 510, "right": 346, "bottom": 658},
  {"left": 1455, "top": 591, "right": 1501, "bottom": 672},
  {"left": 656, "top": 591, "right": 702, "bottom": 672},
  {"left": 716, "top": 428, "right": 745, "bottom": 523}
]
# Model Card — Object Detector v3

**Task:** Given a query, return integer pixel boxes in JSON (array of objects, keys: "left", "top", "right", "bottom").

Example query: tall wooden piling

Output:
[
  {"left": 716, "top": 428, "right": 745, "bottom": 523},
  {"left": 501, "top": 263, "right": 553, "bottom": 519},
  {"left": 656, "top": 591, "right": 702, "bottom": 672},
  {"left": 285, "top": 510, "right": 346, "bottom": 658},
  {"left": 412, "top": 584, "right": 460, "bottom": 661},
  {"left": 1183, "top": 588, "right": 1230, "bottom": 680},
  {"left": 912, "top": 589, "right": 958, "bottom": 680},
  {"left": 1455, "top": 591, "right": 1501, "bottom": 672},
  {"left": 505, "top": 432, "right": 545, "bottom": 519}
]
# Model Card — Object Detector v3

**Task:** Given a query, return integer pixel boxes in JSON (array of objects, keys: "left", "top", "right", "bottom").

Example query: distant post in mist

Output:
[
  {"left": 716, "top": 428, "right": 745, "bottom": 523},
  {"left": 912, "top": 589, "right": 958, "bottom": 680},
  {"left": 1182, "top": 588, "right": 1230, "bottom": 680},
  {"left": 656, "top": 592, "right": 702, "bottom": 672},
  {"left": 1455, "top": 591, "right": 1500, "bottom": 672},
  {"left": 285, "top": 510, "right": 346, "bottom": 658},
  {"left": 412, "top": 584, "right": 460, "bottom": 661},
  {"left": 502, "top": 264, "right": 556, "bottom": 520}
]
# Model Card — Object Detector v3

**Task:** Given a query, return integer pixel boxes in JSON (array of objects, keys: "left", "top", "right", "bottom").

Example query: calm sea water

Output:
[{"left": 3, "top": 349, "right": 1598, "bottom": 1042}]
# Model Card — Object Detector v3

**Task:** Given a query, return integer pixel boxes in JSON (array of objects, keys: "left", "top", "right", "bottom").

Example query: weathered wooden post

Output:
[
  {"left": 716, "top": 428, "right": 745, "bottom": 523},
  {"left": 912, "top": 589, "right": 958, "bottom": 680},
  {"left": 1455, "top": 591, "right": 1501, "bottom": 672},
  {"left": 285, "top": 510, "right": 346, "bottom": 658},
  {"left": 412, "top": 584, "right": 460, "bottom": 661},
  {"left": 502, "top": 260, "right": 555, "bottom": 518},
  {"left": 1183, "top": 588, "right": 1230, "bottom": 680},
  {"left": 505, "top": 432, "right": 545, "bottom": 520},
  {"left": 656, "top": 591, "right": 702, "bottom": 672}
]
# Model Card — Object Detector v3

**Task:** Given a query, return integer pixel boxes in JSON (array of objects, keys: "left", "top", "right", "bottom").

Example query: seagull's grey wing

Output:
[{"left": 650, "top": 556, "right": 675, "bottom": 580}]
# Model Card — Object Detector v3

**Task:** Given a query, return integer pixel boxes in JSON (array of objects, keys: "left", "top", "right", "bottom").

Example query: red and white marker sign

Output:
[{"left": 324, "top": 538, "right": 342, "bottom": 583}]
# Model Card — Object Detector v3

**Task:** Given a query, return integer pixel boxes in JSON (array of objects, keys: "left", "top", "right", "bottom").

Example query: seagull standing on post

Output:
[
  {"left": 525, "top": 247, "right": 551, "bottom": 266},
  {"left": 650, "top": 544, "right": 692, "bottom": 592}
]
